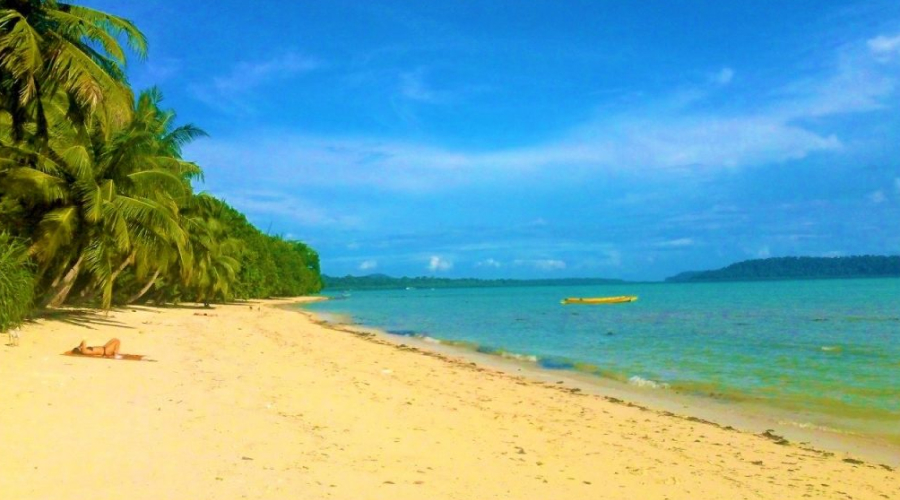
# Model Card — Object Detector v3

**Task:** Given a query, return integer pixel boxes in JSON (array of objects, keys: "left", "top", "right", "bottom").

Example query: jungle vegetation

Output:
[{"left": 0, "top": 0, "right": 322, "bottom": 329}]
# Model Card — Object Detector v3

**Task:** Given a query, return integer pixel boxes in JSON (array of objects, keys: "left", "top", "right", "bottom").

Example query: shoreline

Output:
[
  {"left": 1, "top": 298, "right": 897, "bottom": 499},
  {"left": 293, "top": 301, "right": 900, "bottom": 467}
]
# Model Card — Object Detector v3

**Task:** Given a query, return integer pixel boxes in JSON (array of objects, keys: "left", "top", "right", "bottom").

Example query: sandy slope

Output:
[{"left": 0, "top": 299, "right": 896, "bottom": 500}]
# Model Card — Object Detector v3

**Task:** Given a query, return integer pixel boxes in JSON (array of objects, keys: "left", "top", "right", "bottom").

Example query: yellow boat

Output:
[{"left": 561, "top": 296, "right": 638, "bottom": 305}]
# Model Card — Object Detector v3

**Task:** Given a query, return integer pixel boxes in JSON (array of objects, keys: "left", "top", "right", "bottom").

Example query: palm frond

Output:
[
  {"left": 1, "top": 166, "right": 69, "bottom": 203},
  {"left": 62, "top": 5, "right": 148, "bottom": 60},
  {"left": 31, "top": 205, "right": 80, "bottom": 263},
  {"left": 46, "top": 9, "right": 127, "bottom": 64},
  {"left": 0, "top": 10, "right": 43, "bottom": 103}
]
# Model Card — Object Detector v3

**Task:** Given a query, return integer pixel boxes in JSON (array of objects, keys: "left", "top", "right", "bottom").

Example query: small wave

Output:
[
  {"left": 421, "top": 336, "right": 441, "bottom": 344},
  {"left": 628, "top": 376, "right": 670, "bottom": 389},
  {"left": 778, "top": 420, "right": 843, "bottom": 434},
  {"left": 820, "top": 345, "right": 842, "bottom": 353},
  {"left": 498, "top": 351, "right": 539, "bottom": 363},
  {"left": 442, "top": 339, "right": 480, "bottom": 350}
]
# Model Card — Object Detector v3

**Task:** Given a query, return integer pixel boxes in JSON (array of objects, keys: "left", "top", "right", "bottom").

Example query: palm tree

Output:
[
  {"left": 1, "top": 87, "right": 205, "bottom": 309},
  {"left": 177, "top": 193, "right": 242, "bottom": 306},
  {"left": 0, "top": 0, "right": 147, "bottom": 142},
  {"left": 103, "top": 87, "right": 206, "bottom": 306}
]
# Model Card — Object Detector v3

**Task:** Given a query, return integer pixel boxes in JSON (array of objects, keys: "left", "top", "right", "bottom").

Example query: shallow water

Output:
[{"left": 301, "top": 279, "right": 900, "bottom": 442}]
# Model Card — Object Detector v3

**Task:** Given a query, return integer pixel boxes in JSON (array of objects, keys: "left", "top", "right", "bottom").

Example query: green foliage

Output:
[
  {"left": 0, "top": 0, "right": 147, "bottom": 140},
  {"left": 197, "top": 197, "right": 323, "bottom": 298},
  {"left": 665, "top": 256, "right": 900, "bottom": 282},
  {"left": 0, "top": 232, "right": 34, "bottom": 331},
  {"left": 0, "top": 1, "right": 323, "bottom": 312}
]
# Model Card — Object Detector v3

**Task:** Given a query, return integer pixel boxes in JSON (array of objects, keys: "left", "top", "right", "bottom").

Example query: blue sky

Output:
[{"left": 85, "top": 0, "right": 900, "bottom": 280}]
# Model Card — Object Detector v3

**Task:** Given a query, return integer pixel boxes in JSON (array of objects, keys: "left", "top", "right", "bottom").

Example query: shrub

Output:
[{"left": 0, "top": 233, "right": 35, "bottom": 331}]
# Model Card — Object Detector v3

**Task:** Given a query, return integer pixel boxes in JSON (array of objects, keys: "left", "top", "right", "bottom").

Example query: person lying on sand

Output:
[{"left": 72, "top": 338, "right": 121, "bottom": 357}]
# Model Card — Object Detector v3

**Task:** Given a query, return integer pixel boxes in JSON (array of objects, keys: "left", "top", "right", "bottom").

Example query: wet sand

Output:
[{"left": 0, "top": 298, "right": 896, "bottom": 500}]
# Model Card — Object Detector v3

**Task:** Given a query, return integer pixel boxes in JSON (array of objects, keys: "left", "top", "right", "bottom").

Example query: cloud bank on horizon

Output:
[{"left": 89, "top": 1, "right": 900, "bottom": 280}]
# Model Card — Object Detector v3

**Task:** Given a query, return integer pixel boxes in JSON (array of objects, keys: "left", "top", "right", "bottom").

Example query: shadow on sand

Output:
[
  {"left": 32, "top": 309, "right": 135, "bottom": 330},
  {"left": 32, "top": 299, "right": 266, "bottom": 328}
]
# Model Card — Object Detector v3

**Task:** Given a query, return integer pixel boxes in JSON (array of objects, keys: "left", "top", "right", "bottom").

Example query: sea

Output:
[{"left": 299, "top": 279, "right": 900, "bottom": 445}]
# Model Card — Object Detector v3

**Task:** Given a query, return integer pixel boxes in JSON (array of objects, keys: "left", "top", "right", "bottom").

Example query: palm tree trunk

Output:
[
  {"left": 127, "top": 268, "right": 161, "bottom": 304},
  {"left": 45, "top": 254, "right": 85, "bottom": 308},
  {"left": 108, "top": 251, "right": 136, "bottom": 289},
  {"left": 46, "top": 255, "right": 74, "bottom": 289},
  {"left": 79, "top": 251, "right": 136, "bottom": 306}
]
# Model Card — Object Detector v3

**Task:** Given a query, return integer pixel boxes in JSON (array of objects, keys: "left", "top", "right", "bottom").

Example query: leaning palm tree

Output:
[
  {"left": 2, "top": 87, "right": 204, "bottom": 309},
  {"left": 0, "top": 0, "right": 147, "bottom": 140},
  {"left": 176, "top": 193, "right": 242, "bottom": 305},
  {"left": 51, "top": 89, "right": 202, "bottom": 309},
  {"left": 91, "top": 87, "right": 205, "bottom": 306}
]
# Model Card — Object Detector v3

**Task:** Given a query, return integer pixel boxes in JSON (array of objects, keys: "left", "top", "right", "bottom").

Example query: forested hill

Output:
[
  {"left": 665, "top": 256, "right": 900, "bottom": 282},
  {"left": 323, "top": 274, "right": 625, "bottom": 291}
]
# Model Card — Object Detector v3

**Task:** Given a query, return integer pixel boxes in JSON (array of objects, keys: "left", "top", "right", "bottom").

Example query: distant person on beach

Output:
[{"left": 72, "top": 338, "right": 121, "bottom": 357}]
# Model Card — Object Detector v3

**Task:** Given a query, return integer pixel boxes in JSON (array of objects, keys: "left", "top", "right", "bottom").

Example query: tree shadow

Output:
[
  {"left": 119, "top": 305, "right": 162, "bottom": 314},
  {"left": 32, "top": 309, "right": 135, "bottom": 330},
  {"left": 154, "top": 303, "right": 217, "bottom": 310},
  {"left": 123, "top": 302, "right": 214, "bottom": 310}
]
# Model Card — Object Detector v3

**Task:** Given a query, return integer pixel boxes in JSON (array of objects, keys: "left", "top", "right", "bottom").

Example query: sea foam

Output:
[
  {"left": 628, "top": 376, "right": 670, "bottom": 389},
  {"left": 499, "top": 351, "right": 539, "bottom": 363}
]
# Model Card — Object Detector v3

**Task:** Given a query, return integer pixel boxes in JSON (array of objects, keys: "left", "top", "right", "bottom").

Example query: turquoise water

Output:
[{"left": 301, "top": 279, "right": 900, "bottom": 441}]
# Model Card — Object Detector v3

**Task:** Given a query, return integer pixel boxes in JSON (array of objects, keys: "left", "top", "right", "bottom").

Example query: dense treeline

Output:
[
  {"left": 665, "top": 256, "right": 900, "bottom": 282},
  {"left": 211, "top": 199, "right": 322, "bottom": 299},
  {"left": 323, "top": 274, "right": 624, "bottom": 291},
  {"left": 0, "top": 1, "right": 321, "bottom": 329}
]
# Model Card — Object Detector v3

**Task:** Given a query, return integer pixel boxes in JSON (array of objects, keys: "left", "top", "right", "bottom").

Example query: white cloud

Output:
[
  {"left": 359, "top": 260, "right": 378, "bottom": 271},
  {"left": 475, "top": 258, "right": 502, "bottom": 268},
  {"left": 216, "top": 190, "right": 361, "bottom": 228},
  {"left": 868, "top": 34, "right": 900, "bottom": 55},
  {"left": 400, "top": 70, "right": 441, "bottom": 103},
  {"left": 428, "top": 256, "right": 453, "bottom": 272},
  {"left": 187, "top": 113, "right": 842, "bottom": 194},
  {"left": 869, "top": 190, "right": 886, "bottom": 204},
  {"left": 656, "top": 238, "right": 694, "bottom": 248},
  {"left": 514, "top": 259, "right": 566, "bottom": 271},
  {"left": 215, "top": 53, "right": 319, "bottom": 93},
  {"left": 182, "top": 31, "right": 899, "bottom": 208},
  {"left": 191, "top": 52, "right": 319, "bottom": 113},
  {"left": 714, "top": 67, "right": 734, "bottom": 85}
]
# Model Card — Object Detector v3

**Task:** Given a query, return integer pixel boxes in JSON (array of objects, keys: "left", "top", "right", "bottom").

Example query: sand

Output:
[{"left": 0, "top": 298, "right": 897, "bottom": 500}]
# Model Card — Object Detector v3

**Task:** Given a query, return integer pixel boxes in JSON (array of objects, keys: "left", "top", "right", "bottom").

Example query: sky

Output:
[{"left": 83, "top": 0, "right": 900, "bottom": 281}]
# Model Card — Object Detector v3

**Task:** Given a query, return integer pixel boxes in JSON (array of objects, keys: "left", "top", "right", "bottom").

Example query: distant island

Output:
[
  {"left": 323, "top": 255, "right": 900, "bottom": 291},
  {"left": 665, "top": 255, "right": 900, "bottom": 283},
  {"left": 322, "top": 274, "right": 624, "bottom": 291}
]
